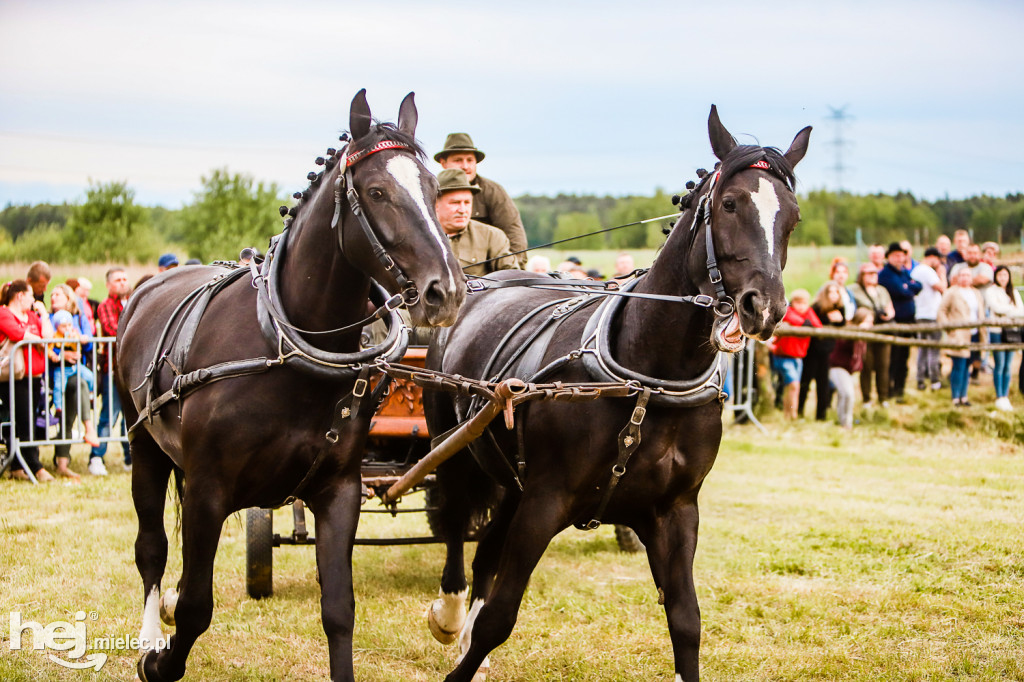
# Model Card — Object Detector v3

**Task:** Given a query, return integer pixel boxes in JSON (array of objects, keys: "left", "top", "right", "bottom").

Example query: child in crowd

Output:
[
  {"left": 828, "top": 308, "right": 872, "bottom": 429},
  {"left": 47, "top": 309, "right": 99, "bottom": 445},
  {"left": 769, "top": 289, "right": 821, "bottom": 420}
]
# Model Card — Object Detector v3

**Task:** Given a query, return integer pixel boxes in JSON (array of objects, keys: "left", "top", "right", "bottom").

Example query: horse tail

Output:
[{"left": 170, "top": 464, "right": 185, "bottom": 537}]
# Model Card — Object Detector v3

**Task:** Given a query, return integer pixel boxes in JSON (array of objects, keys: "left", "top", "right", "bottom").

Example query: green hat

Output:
[
  {"left": 436, "top": 168, "right": 481, "bottom": 195},
  {"left": 434, "top": 132, "right": 485, "bottom": 163}
]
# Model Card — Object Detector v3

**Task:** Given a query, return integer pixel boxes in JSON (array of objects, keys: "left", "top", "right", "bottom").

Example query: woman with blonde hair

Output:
[
  {"left": 938, "top": 264, "right": 985, "bottom": 407},
  {"left": 984, "top": 265, "right": 1023, "bottom": 411},
  {"left": 829, "top": 257, "right": 857, "bottom": 319},
  {"left": 849, "top": 263, "right": 895, "bottom": 407}
]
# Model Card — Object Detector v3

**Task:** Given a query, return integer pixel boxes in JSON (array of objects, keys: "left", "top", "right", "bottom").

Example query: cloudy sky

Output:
[{"left": 1, "top": 0, "right": 1021, "bottom": 208}]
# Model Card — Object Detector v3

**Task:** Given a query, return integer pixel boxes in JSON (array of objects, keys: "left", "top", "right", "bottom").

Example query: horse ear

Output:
[
  {"left": 350, "top": 89, "right": 372, "bottom": 140},
  {"left": 784, "top": 126, "right": 812, "bottom": 168},
  {"left": 397, "top": 92, "right": 418, "bottom": 136},
  {"left": 708, "top": 105, "right": 736, "bottom": 161}
]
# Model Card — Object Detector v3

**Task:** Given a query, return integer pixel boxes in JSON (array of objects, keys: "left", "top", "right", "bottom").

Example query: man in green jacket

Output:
[
  {"left": 435, "top": 169, "right": 519, "bottom": 277},
  {"left": 435, "top": 133, "right": 528, "bottom": 267}
]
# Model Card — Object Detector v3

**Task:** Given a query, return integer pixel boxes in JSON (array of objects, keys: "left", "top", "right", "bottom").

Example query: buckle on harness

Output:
[
  {"left": 692, "top": 294, "right": 715, "bottom": 307},
  {"left": 353, "top": 378, "right": 368, "bottom": 398},
  {"left": 466, "top": 279, "right": 486, "bottom": 293},
  {"left": 630, "top": 405, "right": 647, "bottom": 425}
]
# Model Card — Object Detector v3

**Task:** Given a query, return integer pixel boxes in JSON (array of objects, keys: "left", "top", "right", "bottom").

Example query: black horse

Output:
[
  {"left": 423, "top": 107, "right": 810, "bottom": 681},
  {"left": 116, "top": 91, "right": 466, "bottom": 682}
]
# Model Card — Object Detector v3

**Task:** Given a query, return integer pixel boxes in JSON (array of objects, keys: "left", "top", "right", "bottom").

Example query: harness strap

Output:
[
  {"left": 129, "top": 356, "right": 279, "bottom": 433},
  {"left": 577, "top": 387, "right": 652, "bottom": 531},
  {"left": 466, "top": 275, "right": 717, "bottom": 309},
  {"left": 579, "top": 277, "right": 726, "bottom": 407}
]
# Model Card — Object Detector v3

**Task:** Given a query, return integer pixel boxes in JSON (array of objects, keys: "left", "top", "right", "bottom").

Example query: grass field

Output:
[{"left": 2, "top": 388, "right": 1023, "bottom": 681}]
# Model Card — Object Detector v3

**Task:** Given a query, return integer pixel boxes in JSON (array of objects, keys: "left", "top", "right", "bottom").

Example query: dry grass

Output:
[{"left": 2, "top": 411, "right": 1023, "bottom": 681}]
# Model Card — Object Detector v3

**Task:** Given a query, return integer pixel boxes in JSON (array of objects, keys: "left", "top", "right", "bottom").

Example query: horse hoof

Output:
[
  {"left": 427, "top": 602, "right": 460, "bottom": 645},
  {"left": 159, "top": 588, "right": 178, "bottom": 627},
  {"left": 137, "top": 649, "right": 155, "bottom": 682},
  {"left": 425, "top": 602, "right": 462, "bottom": 643}
]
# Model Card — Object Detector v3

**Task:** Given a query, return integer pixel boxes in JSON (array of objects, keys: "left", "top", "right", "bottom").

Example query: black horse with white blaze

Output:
[
  {"left": 116, "top": 91, "right": 465, "bottom": 682},
  {"left": 423, "top": 106, "right": 810, "bottom": 681}
]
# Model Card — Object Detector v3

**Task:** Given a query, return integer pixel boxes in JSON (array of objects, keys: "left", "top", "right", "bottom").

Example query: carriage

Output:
[{"left": 243, "top": 345, "right": 645, "bottom": 599}]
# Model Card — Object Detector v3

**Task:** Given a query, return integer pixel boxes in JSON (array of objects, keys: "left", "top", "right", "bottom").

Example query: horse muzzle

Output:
[
  {"left": 410, "top": 277, "right": 466, "bottom": 327},
  {"left": 737, "top": 289, "right": 786, "bottom": 340}
]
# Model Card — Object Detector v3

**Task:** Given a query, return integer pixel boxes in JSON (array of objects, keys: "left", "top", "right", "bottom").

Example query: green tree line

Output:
[{"left": 2, "top": 178, "right": 1022, "bottom": 264}]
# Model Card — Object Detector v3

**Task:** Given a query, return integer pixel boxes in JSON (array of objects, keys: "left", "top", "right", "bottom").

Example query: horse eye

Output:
[
  {"left": 722, "top": 197, "right": 736, "bottom": 212},
  {"left": 367, "top": 188, "right": 385, "bottom": 201}
]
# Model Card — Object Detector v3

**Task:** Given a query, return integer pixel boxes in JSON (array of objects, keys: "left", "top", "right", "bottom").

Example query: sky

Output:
[{"left": 1, "top": 0, "right": 1022, "bottom": 209}]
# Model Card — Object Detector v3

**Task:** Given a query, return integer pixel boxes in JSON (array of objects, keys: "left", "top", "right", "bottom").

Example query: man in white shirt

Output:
[{"left": 911, "top": 247, "right": 947, "bottom": 390}]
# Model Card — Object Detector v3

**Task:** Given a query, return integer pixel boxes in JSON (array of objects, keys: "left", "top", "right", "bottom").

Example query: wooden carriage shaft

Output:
[{"left": 374, "top": 366, "right": 637, "bottom": 505}]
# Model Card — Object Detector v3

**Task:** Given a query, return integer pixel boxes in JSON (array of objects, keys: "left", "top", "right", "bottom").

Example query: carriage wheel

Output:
[
  {"left": 424, "top": 486, "right": 493, "bottom": 541},
  {"left": 614, "top": 525, "right": 645, "bottom": 553},
  {"left": 246, "top": 508, "right": 274, "bottom": 599}
]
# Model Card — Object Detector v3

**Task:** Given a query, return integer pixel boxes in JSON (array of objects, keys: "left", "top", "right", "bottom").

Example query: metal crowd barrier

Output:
[
  {"left": 724, "top": 342, "right": 765, "bottom": 433},
  {"left": 1, "top": 336, "right": 126, "bottom": 483}
]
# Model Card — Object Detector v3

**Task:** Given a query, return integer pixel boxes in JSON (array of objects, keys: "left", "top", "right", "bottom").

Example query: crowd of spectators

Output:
[
  {"left": 771, "top": 231, "right": 1023, "bottom": 427},
  {"left": 0, "top": 255, "right": 194, "bottom": 482}
]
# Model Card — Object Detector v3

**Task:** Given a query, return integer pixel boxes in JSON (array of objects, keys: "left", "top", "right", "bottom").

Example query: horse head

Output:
[
  {"left": 305, "top": 90, "right": 466, "bottom": 327},
  {"left": 681, "top": 105, "right": 811, "bottom": 352}
]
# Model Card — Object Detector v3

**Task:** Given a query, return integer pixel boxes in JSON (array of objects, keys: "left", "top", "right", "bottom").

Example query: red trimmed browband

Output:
[{"left": 345, "top": 140, "right": 413, "bottom": 167}]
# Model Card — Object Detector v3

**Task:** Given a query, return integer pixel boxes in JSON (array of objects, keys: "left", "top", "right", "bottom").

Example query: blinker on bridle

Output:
[
  {"left": 676, "top": 158, "right": 781, "bottom": 320},
  {"left": 330, "top": 139, "right": 421, "bottom": 307}
]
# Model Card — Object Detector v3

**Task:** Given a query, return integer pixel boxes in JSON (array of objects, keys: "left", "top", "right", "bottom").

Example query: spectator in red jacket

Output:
[{"left": 769, "top": 289, "right": 822, "bottom": 420}]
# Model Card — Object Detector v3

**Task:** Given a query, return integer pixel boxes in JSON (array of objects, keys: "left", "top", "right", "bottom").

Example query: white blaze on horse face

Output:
[
  {"left": 749, "top": 177, "right": 781, "bottom": 259},
  {"left": 385, "top": 155, "right": 457, "bottom": 293}
]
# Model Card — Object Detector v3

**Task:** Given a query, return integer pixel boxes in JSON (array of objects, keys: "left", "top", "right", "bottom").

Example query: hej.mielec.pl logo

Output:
[{"left": 8, "top": 610, "right": 165, "bottom": 671}]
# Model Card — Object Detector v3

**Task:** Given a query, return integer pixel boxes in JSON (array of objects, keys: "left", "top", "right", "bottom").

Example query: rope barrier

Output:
[{"left": 774, "top": 317, "right": 1024, "bottom": 351}]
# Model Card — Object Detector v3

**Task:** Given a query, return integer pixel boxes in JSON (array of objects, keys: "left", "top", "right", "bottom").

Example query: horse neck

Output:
[
  {"left": 277, "top": 185, "right": 369, "bottom": 349},
  {"left": 615, "top": 226, "right": 717, "bottom": 380}
]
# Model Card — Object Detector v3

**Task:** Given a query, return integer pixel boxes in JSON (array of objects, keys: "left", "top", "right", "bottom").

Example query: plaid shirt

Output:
[{"left": 96, "top": 294, "right": 124, "bottom": 372}]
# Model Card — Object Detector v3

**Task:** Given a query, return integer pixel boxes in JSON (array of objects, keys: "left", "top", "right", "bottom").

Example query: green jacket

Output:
[
  {"left": 472, "top": 175, "right": 527, "bottom": 267},
  {"left": 449, "top": 219, "right": 520, "bottom": 277},
  {"left": 848, "top": 282, "right": 894, "bottom": 322}
]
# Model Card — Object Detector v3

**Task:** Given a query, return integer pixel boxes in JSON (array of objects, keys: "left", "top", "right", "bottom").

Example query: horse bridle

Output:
[{"left": 330, "top": 140, "right": 422, "bottom": 307}]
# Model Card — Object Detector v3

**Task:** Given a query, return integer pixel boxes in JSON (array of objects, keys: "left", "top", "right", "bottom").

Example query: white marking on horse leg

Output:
[
  {"left": 456, "top": 598, "right": 490, "bottom": 673},
  {"left": 139, "top": 586, "right": 166, "bottom": 652},
  {"left": 675, "top": 675, "right": 683, "bottom": 682},
  {"left": 749, "top": 177, "right": 780, "bottom": 259},
  {"left": 428, "top": 587, "right": 468, "bottom": 644},
  {"left": 385, "top": 156, "right": 458, "bottom": 294}
]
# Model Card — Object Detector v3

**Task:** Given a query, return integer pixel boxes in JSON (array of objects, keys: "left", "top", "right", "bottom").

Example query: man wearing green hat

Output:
[
  {"left": 435, "top": 132, "right": 527, "bottom": 267},
  {"left": 435, "top": 168, "right": 519, "bottom": 277}
]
